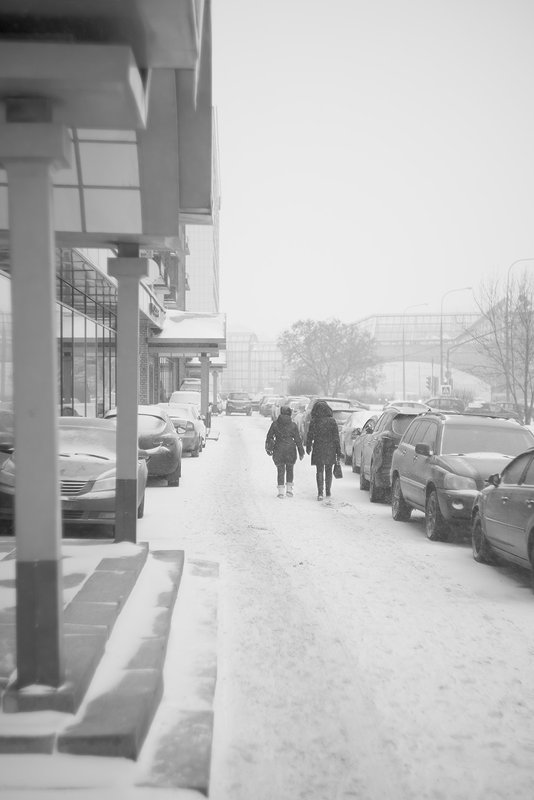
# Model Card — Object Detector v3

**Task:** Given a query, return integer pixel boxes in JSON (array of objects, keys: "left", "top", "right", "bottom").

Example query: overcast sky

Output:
[{"left": 212, "top": 0, "right": 534, "bottom": 339}]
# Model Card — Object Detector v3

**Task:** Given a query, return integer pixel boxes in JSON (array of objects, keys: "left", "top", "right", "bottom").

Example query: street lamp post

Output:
[
  {"left": 505, "top": 258, "right": 534, "bottom": 401},
  {"left": 402, "top": 303, "right": 428, "bottom": 400},
  {"left": 440, "top": 287, "right": 472, "bottom": 388}
]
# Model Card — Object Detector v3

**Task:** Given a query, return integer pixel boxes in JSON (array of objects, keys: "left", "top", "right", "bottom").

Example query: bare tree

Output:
[
  {"left": 278, "top": 318, "right": 379, "bottom": 396},
  {"left": 470, "top": 271, "right": 534, "bottom": 423}
]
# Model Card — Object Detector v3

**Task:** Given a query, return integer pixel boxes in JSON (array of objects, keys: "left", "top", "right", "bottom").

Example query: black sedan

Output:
[
  {"left": 472, "top": 447, "right": 534, "bottom": 582},
  {"left": 106, "top": 405, "right": 182, "bottom": 486},
  {"left": 0, "top": 417, "right": 148, "bottom": 534}
]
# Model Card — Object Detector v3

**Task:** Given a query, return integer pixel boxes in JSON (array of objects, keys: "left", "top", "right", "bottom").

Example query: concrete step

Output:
[
  {"left": 2, "top": 544, "right": 150, "bottom": 715},
  {"left": 57, "top": 549, "right": 184, "bottom": 760}
]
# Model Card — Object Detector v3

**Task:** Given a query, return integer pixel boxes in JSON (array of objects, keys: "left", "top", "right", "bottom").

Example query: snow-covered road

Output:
[{"left": 141, "top": 413, "right": 534, "bottom": 800}]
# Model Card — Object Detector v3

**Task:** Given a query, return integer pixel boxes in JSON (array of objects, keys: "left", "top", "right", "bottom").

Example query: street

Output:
[{"left": 140, "top": 412, "right": 534, "bottom": 800}]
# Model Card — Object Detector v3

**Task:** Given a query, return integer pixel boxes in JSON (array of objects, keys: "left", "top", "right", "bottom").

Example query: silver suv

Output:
[{"left": 390, "top": 413, "right": 534, "bottom": 541}]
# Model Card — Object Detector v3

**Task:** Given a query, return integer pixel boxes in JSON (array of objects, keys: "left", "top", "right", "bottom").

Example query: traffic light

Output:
[{"left": 425, "top": 376, "right": 432, "bottom": 390}]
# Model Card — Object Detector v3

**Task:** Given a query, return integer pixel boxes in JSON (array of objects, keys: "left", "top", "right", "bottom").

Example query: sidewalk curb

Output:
[{"left": 137, "top": 557, "right": 219, "bottom": 794}]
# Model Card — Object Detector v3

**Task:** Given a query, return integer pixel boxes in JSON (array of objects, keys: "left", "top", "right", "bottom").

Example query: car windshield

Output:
[
  {"left": 229, "top": 393, "right": 250, "bottom": 400},
  {"left": 325, "top": 400, "right": 351, "bottom": 410},
  {"left": 138, "top": 415, "right": 165, "bottom": 434},
  {"left": 169, "top": 392, "right": 200, "bottom": 404},
  {"left": 168, "top": 405, "right": 195, "bottom": 420},
  {"left": 391, "top": 415, "right": 418, "bottom": 435},
  {"left": 59, "top": 426, "right": 116, "bottom": 458},
  {"left": 332, "top": 410, "right": 353, "bottom": 423},
  {"left": 441, "top": 424, "right": 534, "bottom": 456}
]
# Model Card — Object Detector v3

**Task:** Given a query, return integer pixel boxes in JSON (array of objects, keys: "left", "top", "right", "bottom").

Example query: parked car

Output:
[
  {"left": 340, "top": 410, "right": 377, "bottom": 466},
  {"left": 105, "top": 405, "right": 182, "bottom": 486},
  {"left": 300, "top": 396, "right": 353, "bottom": 444},
  {"left": 360, "top": 408, "right": 423, "bottom": 501},
  {"left": 179, "top": 379, "right": 201, "bottom": 392},
  {"left": 351, "top": 415, "right": 378, "bottom": 472},
  {"left": 259, "top": 396, "right": 278, "bottom": 417},
  {"left": 271, "top": 395, "right": 309, "bottom": 421},
  {"left": 226, "top": 391, "right": 253, "bottom": 415},
  {"left": 426, "top": 396, "right": 465, "bottom": 413},
  {"left": 331, "top": 407, "right": 364, "bottom": 442},
  {"left": 162, "top": 402, "right": 206, "bottom": 457},
  {"left": 250, "top": 393, "right": 263, "bottom": 412},
  {"left": 270, "top": 396, "right": 286, "bottom": 420},
  {"left": 390, "top": 412, "right": 534, "bottom": 541},
  {"left": 383, "top": 400, "right": 430, "bottom": 412},
  {"left": 168, "top": 390, "right": 201, "bottom": 408},
  {"left": 498, "top": 402, "right": 525, "bottom": 424},
  {"left": 471, "top": 447, "right": 534, "bottom": 581},
  {"left": 463, "top": 400, "right": 523, "bottom": 423},
  {"left": 0, "top": 417, "right": 148, "bottom": 535}
]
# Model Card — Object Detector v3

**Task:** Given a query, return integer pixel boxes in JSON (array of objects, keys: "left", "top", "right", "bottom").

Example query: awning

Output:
[{"left": 148, "top": 310, "right": 226, "bottom": 357}]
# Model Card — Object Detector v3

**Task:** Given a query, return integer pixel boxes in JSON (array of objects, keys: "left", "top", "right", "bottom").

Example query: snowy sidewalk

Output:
[{"left": 0, "top": 539, "right": 219, "bottom": 797}]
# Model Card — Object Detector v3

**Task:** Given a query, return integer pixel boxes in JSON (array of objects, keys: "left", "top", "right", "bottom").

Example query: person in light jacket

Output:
[
  {"left": 306, "top": 400, "right": 342, "bottom": 500},
  {"left": 265, "top": 405, "right": 305, "bottom": 498}
]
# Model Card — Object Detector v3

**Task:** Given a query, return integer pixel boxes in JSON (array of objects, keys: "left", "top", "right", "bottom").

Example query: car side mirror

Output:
[
  {"left": 488, "top": 473, "right": 501, "bottom": 487},
  {"left": 415, "top": 443, "right": 432, "bottom": 456}
]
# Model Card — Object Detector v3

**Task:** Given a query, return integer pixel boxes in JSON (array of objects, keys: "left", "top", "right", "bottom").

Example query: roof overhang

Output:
[
  {"left": 148, "top": 310, "right": 226, "bottom": 357},
  {"left": 0, "top": 1, "right": 213, "bottom": 249},
  {"left": 0, "top": 0, "right": 205, "bottom": 71}
]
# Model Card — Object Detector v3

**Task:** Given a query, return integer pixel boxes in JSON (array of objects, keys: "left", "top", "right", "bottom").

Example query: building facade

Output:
[{"left": 222, "top": 329, "right": 287, "bottom": 395}]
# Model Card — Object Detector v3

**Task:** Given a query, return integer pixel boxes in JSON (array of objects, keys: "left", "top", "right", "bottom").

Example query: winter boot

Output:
[
  {"left": 316, "top": 471, "right": 324, "bottom": 500},
  {"left": 325, "top": 471, "right": 333, "bottom": 498},
  {"left": 277, "top": 485, "right": 285, "bottom": 498},
  {"left": 286, "top": 483, "right": 294, "bottom": 497}
]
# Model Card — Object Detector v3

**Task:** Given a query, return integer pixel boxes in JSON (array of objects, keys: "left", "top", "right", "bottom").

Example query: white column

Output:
[
  {"left": 212, "top": 369, "right": 219, "bottom": 405},
  {"left": 0, "top": 122, "right": 71, "bottom": 687},
  {"left": 200, "top": 353, "right": 210, "bottom": 425},
  {"left": 108, "top": 257, "right": 148, "bottom": 543}
]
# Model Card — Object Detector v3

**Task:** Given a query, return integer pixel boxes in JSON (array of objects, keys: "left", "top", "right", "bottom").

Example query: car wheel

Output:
[
  {"left": 226, "top": 410, "right": 231, "bottom": 415},
  {"left": 137, "top": 494, "right": 145, "bottom": 519},
  {"left": 472, "top": 512, "right": 493, "bottom": 563},
  {"left": 191, "top": 445, "right": 200, "bottom": 458},
  {"left": 391, "top": 476, "right": 412, "bottom": 521},
  {"left": 359, "top": 465, "right": 370, "bottom": 491},
  {"left": 344, "top": 450, "right": 352, "bottom": 466},
  {"left": 369, "top": 464, "right": 384, "bottom": 503},
  {"left": 167, "top": 463, "right": 181, "bottom": 486},
  {"left": 425, "top": 489, "right": 449, "bottom": 541}
]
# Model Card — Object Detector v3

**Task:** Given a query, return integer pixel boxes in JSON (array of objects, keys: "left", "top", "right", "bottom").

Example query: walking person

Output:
[
  {"left": 265, "top": 405, "right": 305, "bottom": 498},
  {"left": 306, "top": 400, "right": 342, "bottom": 500}
]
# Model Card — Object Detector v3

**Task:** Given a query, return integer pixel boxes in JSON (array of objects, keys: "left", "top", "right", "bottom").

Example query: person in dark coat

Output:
[
  {"left": 265, "top": 405, "right": 305, "bottom": 498},
  {"left": 306, "top": 400, "right": 342, "bottom": 500}
]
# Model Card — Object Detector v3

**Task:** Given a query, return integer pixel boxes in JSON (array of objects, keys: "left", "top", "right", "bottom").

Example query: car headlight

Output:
[
  {"left": 92, "top": 476, "right": 116, "bottom": 493},
  {"left": 443, "top": 473, "right": 477, "bottom": 491}
]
